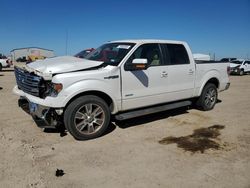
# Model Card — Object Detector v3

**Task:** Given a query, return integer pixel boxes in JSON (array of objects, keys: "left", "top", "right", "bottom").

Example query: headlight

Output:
[
  {"left": 52, "top": 83, "right": 63, "bottom": 93},
  {"left": 45, "top": 82, "right": 63, "bottom": 97}
]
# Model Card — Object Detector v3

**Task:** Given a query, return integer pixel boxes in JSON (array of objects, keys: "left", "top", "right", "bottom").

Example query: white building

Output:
[{"left": 11, "top": 47, "right": 55, "bottom": 61}]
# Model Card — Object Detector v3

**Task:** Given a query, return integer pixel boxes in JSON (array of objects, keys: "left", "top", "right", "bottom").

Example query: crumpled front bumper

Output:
[
  {"left": 18, "top": 97, "right": 59, "bottom": 128},
  {"left": 230, "top": 68, "right": 240, "bottom": 74}
]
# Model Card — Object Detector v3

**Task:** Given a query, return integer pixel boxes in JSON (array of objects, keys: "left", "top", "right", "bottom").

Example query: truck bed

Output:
[{"left": 194, "top": 61, "right": 229, "bottom": 95}]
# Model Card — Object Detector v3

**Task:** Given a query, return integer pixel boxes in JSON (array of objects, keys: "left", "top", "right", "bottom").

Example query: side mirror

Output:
[
  {"left": 132, "top": 58, "right": 148, "bottom": 65},
  {"left": 124, "top": 58, "right": 148, "bottom": 71}
]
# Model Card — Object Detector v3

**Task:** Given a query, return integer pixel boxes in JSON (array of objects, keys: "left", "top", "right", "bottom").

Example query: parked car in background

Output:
[
  {"left": 230, "top": 59, "right": 250, "bottom": 75},
  {"left": 75, "top": 48, "right": 95, "bottom": 58},
  {"left": 0, "top": 59, "right": 9, "bottom": 71},
  {"left": 220, "top": 58, "right": 237, "bottom": 62},
  {"left": 13, "top": 39, "right": 230, "bottom": 140},
  {"left": 0, "top": 54, "right": 11, "bottom": 71}
]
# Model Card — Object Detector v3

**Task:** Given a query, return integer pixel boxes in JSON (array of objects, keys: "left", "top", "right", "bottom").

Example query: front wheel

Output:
[
  {"left": 64, "top": 95, "right": 110, "bottom": 140},
  {"left": 239, "top": 69, "right": 244, "bottom": 76},
  {"left": 196, "top": 83, "right": 218, "bottom": 111}
]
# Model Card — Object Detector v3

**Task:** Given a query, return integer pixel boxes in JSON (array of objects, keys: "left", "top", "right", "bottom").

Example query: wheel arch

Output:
[
  {"left": 198, "top": 77, "right": 220, "bottom": 96},
  {"left": 64, "top": 90, "right": 116, "bottom": 114}
]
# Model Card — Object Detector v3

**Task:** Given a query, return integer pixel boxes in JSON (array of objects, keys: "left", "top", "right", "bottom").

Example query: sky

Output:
[{"left": 0, "top": 0, "right": 249, "bottom": 59}]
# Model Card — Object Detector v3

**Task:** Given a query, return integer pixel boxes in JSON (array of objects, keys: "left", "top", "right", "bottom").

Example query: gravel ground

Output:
[{"left": 0, "top": 68, "right": 249, "bottom": 188}]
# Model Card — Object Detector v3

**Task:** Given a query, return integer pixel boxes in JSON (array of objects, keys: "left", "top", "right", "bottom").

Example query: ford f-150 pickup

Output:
[{"left": 13, "top": 40, "right": 230, "bottom": 140}]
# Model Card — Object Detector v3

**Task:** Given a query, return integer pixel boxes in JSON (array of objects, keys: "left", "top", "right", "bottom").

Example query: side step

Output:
[{"left": 115, "top": 100, "right": 192, "bottom": 121}]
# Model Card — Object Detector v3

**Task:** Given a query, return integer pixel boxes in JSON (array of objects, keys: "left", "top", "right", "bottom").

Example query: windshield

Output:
[
  {"left": 231, "top": 61, "right": 243, "bottom": 65},
  {"left": 75, "top": 48, "right": 94, "bottom": 58},
  {"left": 85, "top": 42, "right": 135, "bottom": 66}
]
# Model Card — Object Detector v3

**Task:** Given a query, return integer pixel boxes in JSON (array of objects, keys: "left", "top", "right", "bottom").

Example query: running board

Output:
[{"left": 115, "top": 100, "right": 192, "bottom": 121}]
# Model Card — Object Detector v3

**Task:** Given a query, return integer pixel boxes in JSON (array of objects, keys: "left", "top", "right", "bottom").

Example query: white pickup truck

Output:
[{"left": 13, "top": 40, "right": 230, "bottom": 140}]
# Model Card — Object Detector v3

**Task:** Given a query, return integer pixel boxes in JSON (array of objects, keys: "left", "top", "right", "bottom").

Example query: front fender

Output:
[{"left": 58, "top": 79, "right": 121, "bottom": 113}]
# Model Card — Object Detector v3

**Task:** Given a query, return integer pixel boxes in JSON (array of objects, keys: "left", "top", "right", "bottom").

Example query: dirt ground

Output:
[{"left": 0, "top": 68, "right": 250, "bottom": 188}]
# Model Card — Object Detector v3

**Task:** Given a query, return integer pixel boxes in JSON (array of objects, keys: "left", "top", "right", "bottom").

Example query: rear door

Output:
[{"left": 161, "top": 43, "right": 195, "bottom": 100}]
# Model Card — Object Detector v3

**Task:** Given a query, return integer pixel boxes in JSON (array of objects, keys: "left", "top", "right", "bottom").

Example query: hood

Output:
[
  {"left": 230, "top": 63, "right": 241, "bottom": 68},
  {"left": 27, "top": 56, "right": 103, "bottom": 75}
]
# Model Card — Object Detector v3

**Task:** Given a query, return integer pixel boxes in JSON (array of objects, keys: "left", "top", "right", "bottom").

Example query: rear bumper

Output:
[
  {"left": 225, "top": 82, "right": 230, "bottom": 90},
  {"left": 220, "top": 82, "right": 230, "bottom": 92}
]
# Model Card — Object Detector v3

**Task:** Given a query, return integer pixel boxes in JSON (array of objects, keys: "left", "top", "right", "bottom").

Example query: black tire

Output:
[
  {"left": 239, "top": 69, "right": 244, "bottom": 76},
  {"left": 0, "top": 64, "right": 2, "bottom": 71},
  {"left": 196, "top": 83, "right": 218, "bottom": 111},
  {"left": 64, "top": 95, "right": 110, "bottom": 140}
]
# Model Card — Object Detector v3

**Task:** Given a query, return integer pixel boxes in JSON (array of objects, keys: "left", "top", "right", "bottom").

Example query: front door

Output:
[{"left": 121, "top": 43, "right": 169, "bottom": 111}]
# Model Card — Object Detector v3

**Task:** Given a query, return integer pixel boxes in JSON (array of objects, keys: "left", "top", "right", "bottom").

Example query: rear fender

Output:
[{"left": 197, "top": 70, "right": 220, "bottom": 96}]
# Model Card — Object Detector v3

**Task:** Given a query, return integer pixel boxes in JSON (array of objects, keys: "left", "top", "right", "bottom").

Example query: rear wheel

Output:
[
  {"left": 0, "top": 64, "right": 2, "bottom": 71},
  {"left": 64, "top": 95, "right": 110, "bottom": 140},
  {"left": 196, "top": 83, "right": 217, "bottom": 111}
]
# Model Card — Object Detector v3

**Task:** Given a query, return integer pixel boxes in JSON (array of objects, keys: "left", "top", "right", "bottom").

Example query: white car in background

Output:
[
  {"left": 0, "top": 58, "right": 10, "bottom": 71},
  {"left": 230, "top": 59, "right": 250, "bottom": 75}
]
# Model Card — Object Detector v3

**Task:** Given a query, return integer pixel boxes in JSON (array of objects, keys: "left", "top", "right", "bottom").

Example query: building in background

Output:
[{"left": 11, "top": 47, "right": 55, "bottom": 62}]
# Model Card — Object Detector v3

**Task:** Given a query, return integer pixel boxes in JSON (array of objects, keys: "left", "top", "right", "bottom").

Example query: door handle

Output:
[
  {"left": 161, "top": 71, "right": 168, "bottom": 78},
  {"left": 188, "top": 69, "right": 194, "bottom": 75}
]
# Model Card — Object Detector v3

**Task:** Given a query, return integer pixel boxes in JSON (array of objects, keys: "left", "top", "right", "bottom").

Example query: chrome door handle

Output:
[{"left": 161, "top": 71, "right": 168, "bottom": 78}]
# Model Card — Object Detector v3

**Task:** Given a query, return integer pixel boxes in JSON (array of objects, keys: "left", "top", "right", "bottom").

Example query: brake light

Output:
[{"left": 227, "top": 66, "right": 230, "bottom": 75}]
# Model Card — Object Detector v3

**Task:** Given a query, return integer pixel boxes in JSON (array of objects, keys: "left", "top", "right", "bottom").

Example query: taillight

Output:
[{"left": 227, "top": 66, "right": 230, "bottom": 75}]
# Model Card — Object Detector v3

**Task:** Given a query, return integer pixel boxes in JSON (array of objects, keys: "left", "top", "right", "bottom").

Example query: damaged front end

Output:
[
  {"left": 14, "top": 66, "right": 63, "bottom": 128},
  {"left": 18, "top": 97, "right": 63, "bottom": 128}
]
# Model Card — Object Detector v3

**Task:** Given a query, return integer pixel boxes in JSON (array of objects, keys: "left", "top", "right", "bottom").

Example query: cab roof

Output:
[{"left": 109, "top": 39, "right": 187, "bottom": 45}]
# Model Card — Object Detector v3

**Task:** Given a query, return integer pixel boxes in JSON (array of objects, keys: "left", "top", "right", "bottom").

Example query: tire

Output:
[
  {"left": 64, "top": 95, "right": 110, "bottom": 140},
  {"left": 196, "top": 83, "right": 218, "bottom": 111},
  {"left": 0, "top": 64, "right": 2, "bottom": 71},
  {"left": 239, "top": 69, "right": 244, "bottom": 76}
]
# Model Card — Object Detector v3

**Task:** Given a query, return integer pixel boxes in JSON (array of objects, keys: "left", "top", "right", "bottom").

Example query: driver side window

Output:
[{"left": 126, "top": 44, "right": 162, "bottom": 67}]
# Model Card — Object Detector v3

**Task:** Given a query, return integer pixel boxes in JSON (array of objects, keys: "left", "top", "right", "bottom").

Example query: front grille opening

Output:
[{"left": 14, "top": 67, "right": 46, "bottom": 98}]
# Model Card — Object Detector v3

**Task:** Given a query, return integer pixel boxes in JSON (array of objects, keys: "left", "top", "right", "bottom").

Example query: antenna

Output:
[{"left": 65, "top": 29, "right": 68, "bottom": 55}]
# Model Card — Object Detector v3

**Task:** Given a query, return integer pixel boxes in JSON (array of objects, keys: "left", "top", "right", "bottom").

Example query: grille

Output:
[{"left": 14, "top": 67, "right": 45, "bottom": 97}]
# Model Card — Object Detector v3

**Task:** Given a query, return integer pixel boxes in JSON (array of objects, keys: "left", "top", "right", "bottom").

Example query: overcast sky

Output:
[{"left": 0, "top": 0, "right": 249, "bottom": 59}]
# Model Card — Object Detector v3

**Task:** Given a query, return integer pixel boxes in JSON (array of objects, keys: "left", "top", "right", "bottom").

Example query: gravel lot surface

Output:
[{"left": 0, "top": 68, "right": 249, "bottom": 188}]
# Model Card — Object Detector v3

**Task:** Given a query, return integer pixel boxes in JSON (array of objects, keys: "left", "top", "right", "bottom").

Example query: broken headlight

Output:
[{"left": 44, "top": 82, "right": 63, "bottom": 97}]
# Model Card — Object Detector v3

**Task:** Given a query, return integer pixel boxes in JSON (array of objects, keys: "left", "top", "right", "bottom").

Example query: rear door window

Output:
[{"left": 162, "top": 44, "right": 190, "bottom": 65}]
